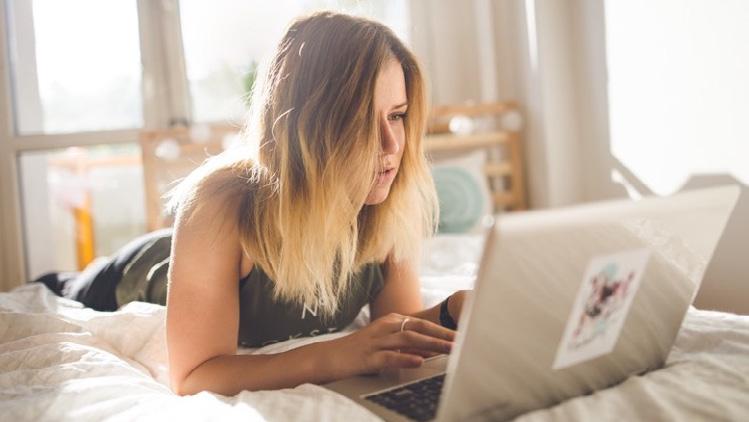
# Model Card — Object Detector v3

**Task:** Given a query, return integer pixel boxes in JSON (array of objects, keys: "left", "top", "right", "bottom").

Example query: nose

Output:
[{"left": 380, "top": 117, "right": 400, "bottom": 155}]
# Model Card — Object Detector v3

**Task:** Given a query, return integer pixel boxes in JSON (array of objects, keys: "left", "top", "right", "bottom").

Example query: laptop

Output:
[{"left": 324, "top": 185, "right": 740, "bottom": 421}]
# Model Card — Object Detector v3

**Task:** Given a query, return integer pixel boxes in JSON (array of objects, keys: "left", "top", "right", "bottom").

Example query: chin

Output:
[{"left": 364, "top": 187, "right": 391, "bottom": 205}]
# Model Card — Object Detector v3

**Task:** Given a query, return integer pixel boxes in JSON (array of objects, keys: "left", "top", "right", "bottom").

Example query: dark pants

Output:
[{"left": 32, "top": 229, "right": 172, "bottom": 311}]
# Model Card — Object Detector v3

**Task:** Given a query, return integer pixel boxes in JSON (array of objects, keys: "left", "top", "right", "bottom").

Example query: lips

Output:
[{"left": 376, "top": 167, "right": 397, "bottom": 185}]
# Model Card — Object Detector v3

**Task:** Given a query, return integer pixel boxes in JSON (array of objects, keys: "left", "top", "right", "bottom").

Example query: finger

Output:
[
  {"left": 380, "top": 330, "right": 453, "bottom": 354},
  {"left": 371, "top": 350, "right": 424, "bottom": 371},
  {"left": 399, "top": 349, "right": 442, "bottom": 358},
  {"left": 371, "top": 313, "right": 406, "bottom": 335},
  {"left": 401, "top": 317, "right": 456, "bottom": 342}
]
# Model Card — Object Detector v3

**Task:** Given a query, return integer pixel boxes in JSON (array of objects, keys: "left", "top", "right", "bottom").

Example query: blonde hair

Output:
[{"left": 169, "top": 11, "right": 438, "bottom": 316}]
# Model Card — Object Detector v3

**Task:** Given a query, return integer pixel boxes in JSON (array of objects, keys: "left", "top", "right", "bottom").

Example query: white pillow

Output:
[{"left": 431, "top": 150, "right": 492, "bottom": 234}]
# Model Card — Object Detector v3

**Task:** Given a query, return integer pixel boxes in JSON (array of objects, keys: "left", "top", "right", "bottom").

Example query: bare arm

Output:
[
  {"left": 167, "top": 196, "right": 339, "bottom": 394},
  {"left": 166, "top": 194, "right": 246, "bottom": 395},
  {"left": 176, "top": 342, "right": 332, "bottom": 395},
  {"left": 167, "top": 199, "right": 454, "bottom": 396},
  {"left": 370, "top": 256, "right": 469, "bottom": 327}
]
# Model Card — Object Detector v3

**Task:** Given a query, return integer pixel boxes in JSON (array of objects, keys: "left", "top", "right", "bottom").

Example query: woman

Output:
[{"left": 35, "top": 11, "right": 468, "bottom": 396}]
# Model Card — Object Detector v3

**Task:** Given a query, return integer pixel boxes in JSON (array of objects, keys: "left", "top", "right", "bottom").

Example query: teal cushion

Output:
[{"left": 431, "top": 151, "right": 491, "bottom": 234}]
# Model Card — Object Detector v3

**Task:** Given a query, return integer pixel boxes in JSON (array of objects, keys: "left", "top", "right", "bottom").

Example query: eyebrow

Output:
[{"left": 391, "top": 102, "right": 408, "bottom": 110}]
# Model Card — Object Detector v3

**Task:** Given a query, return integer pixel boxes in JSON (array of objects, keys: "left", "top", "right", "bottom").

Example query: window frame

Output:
[{"left": 0, "top": 0, "right": 191, "bottom": 290}]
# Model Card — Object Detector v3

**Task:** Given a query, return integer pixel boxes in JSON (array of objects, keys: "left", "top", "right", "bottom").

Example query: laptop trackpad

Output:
[
  {"left": 324, "top": 354, "right": 449, "bottom": 398},
  {"left": 380, "top": 354, "right": 449, "bottom": 383}
]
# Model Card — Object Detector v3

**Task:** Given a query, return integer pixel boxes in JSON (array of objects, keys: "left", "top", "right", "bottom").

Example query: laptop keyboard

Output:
[{"left": 363, "top": 373, "right": 446, "bottom": 422}]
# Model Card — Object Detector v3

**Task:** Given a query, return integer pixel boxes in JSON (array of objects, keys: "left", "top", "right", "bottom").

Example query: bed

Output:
[{"left": 1, "top": 233, "right": 748, "bottom": 421}]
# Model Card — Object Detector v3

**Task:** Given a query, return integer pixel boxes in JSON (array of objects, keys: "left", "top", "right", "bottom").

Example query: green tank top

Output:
[{"left": 114, "top": 232, "right": 385, "bottom": 347}]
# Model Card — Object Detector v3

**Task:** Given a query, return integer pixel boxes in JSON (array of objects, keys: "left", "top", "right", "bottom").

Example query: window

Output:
[
  {"left": 179, "top": 0, "right": 409, "bottom": 123},
  {"left": 1, "top": 0, "right": 411, "bottom": 285},
  {"left": 19, "top": 144, "right": 145, "bottom": 277},
  {"left": 605, "top": 0, "right": 749, "bottom": 194},
  {"left": 7, "top": 0, "right": 143, "bottom": 134}
]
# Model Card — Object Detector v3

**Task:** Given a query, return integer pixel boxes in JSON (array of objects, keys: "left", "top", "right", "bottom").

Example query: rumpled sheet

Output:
[
  {"left": 0, "top": 283, "right": 377, "bottom": 421},
  {"left": 1, "top": 233, "right": 748, "bottom": 421}
]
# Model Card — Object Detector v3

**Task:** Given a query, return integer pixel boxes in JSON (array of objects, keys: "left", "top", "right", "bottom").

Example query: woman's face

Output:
[{"left": 364, "top": 57, "right": 408, "bottom": 205}]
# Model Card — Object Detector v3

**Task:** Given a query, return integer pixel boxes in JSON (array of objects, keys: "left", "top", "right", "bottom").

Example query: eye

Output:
[{"left": 388, "top": 112, "right": 407, "bottom": 122}]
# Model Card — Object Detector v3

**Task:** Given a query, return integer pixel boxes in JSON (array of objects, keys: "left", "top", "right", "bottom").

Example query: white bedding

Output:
[{"left": 1, "top": 234, "right": 748, "bottom": 421}]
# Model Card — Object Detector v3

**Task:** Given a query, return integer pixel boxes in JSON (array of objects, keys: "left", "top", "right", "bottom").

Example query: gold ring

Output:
[{"left": 400, "top": 317, "right": 410, "bottom": 332}]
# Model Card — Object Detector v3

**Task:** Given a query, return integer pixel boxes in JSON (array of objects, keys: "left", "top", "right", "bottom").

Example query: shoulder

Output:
[
  {"left": 169, "top": 151, "right": 268, "bottom": 229},
  {"left": 170, "top": 153, "right": 271, "bottom": 276},
  {"left": 168, "top": 173, "right": 248, "bottom": 289}
]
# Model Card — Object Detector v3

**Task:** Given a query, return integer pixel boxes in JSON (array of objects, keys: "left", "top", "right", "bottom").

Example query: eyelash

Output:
[{"left": 388, "top": 112, "right": 407, "bottom": 121}]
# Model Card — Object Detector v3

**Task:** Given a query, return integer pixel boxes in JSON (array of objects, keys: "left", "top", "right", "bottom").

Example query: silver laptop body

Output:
[{"left": 325, "top": 186, "right": 740, "bottom": 421}]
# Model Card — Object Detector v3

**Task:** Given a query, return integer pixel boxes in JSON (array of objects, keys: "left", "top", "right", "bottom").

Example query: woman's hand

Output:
[{"left": 322, "top": 313, "right": 455, "bottom": 380}]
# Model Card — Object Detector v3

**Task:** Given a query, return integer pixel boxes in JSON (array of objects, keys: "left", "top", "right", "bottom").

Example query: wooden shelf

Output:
[
  {"left": 424, "top": 101, "right": 526, "bottom": 212},
  {"left": 485, "top": 162, "right": 513, "bottom": 177},
  {"left": 424, "top": 131, "right": 515, "bottom": 152},
  {"left": 430, "top": 102, "right": 519, "bottom": 118}
]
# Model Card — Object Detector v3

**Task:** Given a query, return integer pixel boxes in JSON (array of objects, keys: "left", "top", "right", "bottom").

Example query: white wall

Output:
[{"left": 604, "top": 0, "right": 749, "bottom": 195}]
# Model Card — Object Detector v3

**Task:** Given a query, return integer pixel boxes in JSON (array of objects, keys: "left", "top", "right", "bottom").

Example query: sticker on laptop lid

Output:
[{"left": 552, "top": 248, "right": 651, "bottom": 370}]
